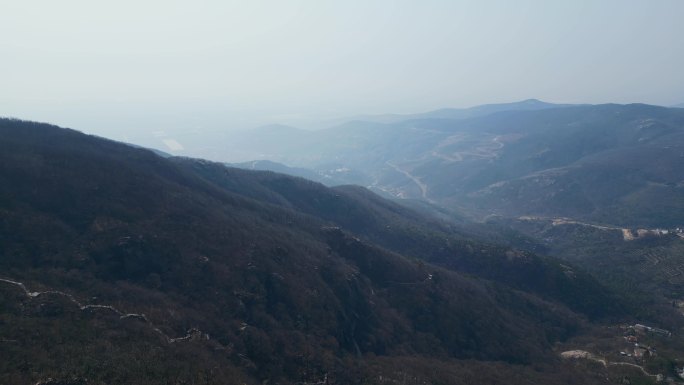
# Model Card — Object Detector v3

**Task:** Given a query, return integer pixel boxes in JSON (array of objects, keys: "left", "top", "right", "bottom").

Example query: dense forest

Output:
[{"left": 1, "top": 118, "right": 668, "bottom": 384}]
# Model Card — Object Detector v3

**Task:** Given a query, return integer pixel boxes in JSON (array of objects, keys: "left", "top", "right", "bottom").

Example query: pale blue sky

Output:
[{"left": 2, "top": 1, "right": 683, "bottom": 141}]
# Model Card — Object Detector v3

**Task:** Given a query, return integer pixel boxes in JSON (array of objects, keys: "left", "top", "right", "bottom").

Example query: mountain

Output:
[
  {"left": 226, "top": 103, "right": 684, "bottom": 229},
  {"left": 216, "top": 102, "right": 684, "bottom": 331},
  {"left": 447, "top": 104, "right": 684, "bottom": 227},
  {"left": 370, "top": 98, "right": 571, "bottom": 123},
  {"left": 182, "top": 160, "right": 623, "bottom": 319},
  {"left": 217, "top": 100, "right": 570, "bottom": 164},
  {"left": 485, "top": 213, "right": 684, "bottom": 331},
  {"left": 322, "top": 99, "right": 572, "bottom": 127},
  {"left": 0, "top": 118, "right": 634, "bottom": 384},
  {"left": 671, "top": 103, "right": 684, "bottom": 108}
]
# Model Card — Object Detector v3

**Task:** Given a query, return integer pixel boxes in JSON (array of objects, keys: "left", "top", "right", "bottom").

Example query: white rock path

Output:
[{"left": 0, "top": 277, "right": 207, "bottom": 344}]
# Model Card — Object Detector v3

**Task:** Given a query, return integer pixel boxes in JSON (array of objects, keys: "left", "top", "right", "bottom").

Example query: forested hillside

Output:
[{"left": 0, "top": 118, "right": 633, "bottom": 384}]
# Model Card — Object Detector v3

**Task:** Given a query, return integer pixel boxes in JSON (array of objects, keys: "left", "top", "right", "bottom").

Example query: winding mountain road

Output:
[{"left": 385, "top": 161, "right": 434, "bottom": 203}]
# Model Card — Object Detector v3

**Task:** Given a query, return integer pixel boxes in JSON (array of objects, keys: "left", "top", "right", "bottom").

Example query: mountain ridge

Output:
[
  {"left": 223, "top": 103, "right": 684, "bottom": 228},
  {"left": 0, "top": 117, "right": 631, "bottom": 384},
  {"left": 319, "top": 99, "right": 574, "bottom": 127}
]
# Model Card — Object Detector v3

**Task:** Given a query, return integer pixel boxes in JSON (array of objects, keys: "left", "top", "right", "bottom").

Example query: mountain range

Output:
[
  {"left": 6, "top": 97, "right": 684, "bottom": 383},
  {"left": 227, "top": 101, "right": 684, "bottom": 229},
  {"left": 225, "top": 100, "right": 684, "bottom": 343},
  {"left": 0, "top": 118, "right": 647, "bottom": 384}
]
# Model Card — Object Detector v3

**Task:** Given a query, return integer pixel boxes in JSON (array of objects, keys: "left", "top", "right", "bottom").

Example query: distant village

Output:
[
  {"left": 620, "top": 324, "right": 684, "bottom": 382},
  {"left": 561, "top": 320, "right": 678, "bottom": 383},
  {"left": 620, "top": 324, "right": 670, "bottom": 361}
]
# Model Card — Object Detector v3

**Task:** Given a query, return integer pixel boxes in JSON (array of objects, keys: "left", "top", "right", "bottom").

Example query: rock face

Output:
[{"left": 560, "top": 350, "right": 594, "bottom": 360}]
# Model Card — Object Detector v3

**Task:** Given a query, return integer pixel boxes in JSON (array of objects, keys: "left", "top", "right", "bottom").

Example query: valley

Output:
[
  {"left": 4, "top": 1, "right": 684, "bottom": 383},
  {"left": 2, "top": 117, "right": 638, "bottom": 384},
  {"left": 4, "top": 101, "right": 684, "bottom": 384},
  {"left": 228, "top": 102, "right": 684, "bottom": 230},
  {"left": 220, "top": 101, "right": 684, "bottom": 383}
]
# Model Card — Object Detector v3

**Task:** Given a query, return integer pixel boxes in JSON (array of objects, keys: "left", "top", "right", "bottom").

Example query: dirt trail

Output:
[
  {"left": 609, "top": 362, "right": 657, "bottom": 376},
  {"left": 0, "top": 277, "right": 207, "bottom": 344},
  {"left": 560, "top": 350, "right": 657, "bottom": 378},
  {"left": 519, "top": 216, "right": 639, "bottom": 241}
]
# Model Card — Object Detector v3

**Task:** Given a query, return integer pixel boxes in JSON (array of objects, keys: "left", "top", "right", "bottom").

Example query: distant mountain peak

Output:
[
  {"left": 522, "top": 98, "right": 544, "bottom": 104},
  {"left": 470, "top": 98, "right": 558, "bottom": 110}
]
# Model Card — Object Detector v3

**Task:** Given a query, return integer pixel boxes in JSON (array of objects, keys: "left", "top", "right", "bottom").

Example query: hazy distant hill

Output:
[
  {"left": 446, "top": 104, "right": 684, "bottom": 227},
  {"left": 340, "top": 99, "right": 572, "bottom": 124},
  {"left": 312, "top": 99, "right": 572, "bottom": 130},
  {"left": 219, "top": 100, "right": 569, "bottom": 163},
  {"left": 224, "top": 102, "right": 684, "bottom": 322},
  {"left": 0, "top": 118, "right": 628, "bottom": 384},
  {"left": 226, "top": 102, "right": 684, "bottom": 228}
]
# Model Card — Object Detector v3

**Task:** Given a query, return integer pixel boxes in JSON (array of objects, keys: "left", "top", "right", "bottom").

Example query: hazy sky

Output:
[{"left": 2, "top": 1, "right": 684, "bottom": 142}]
